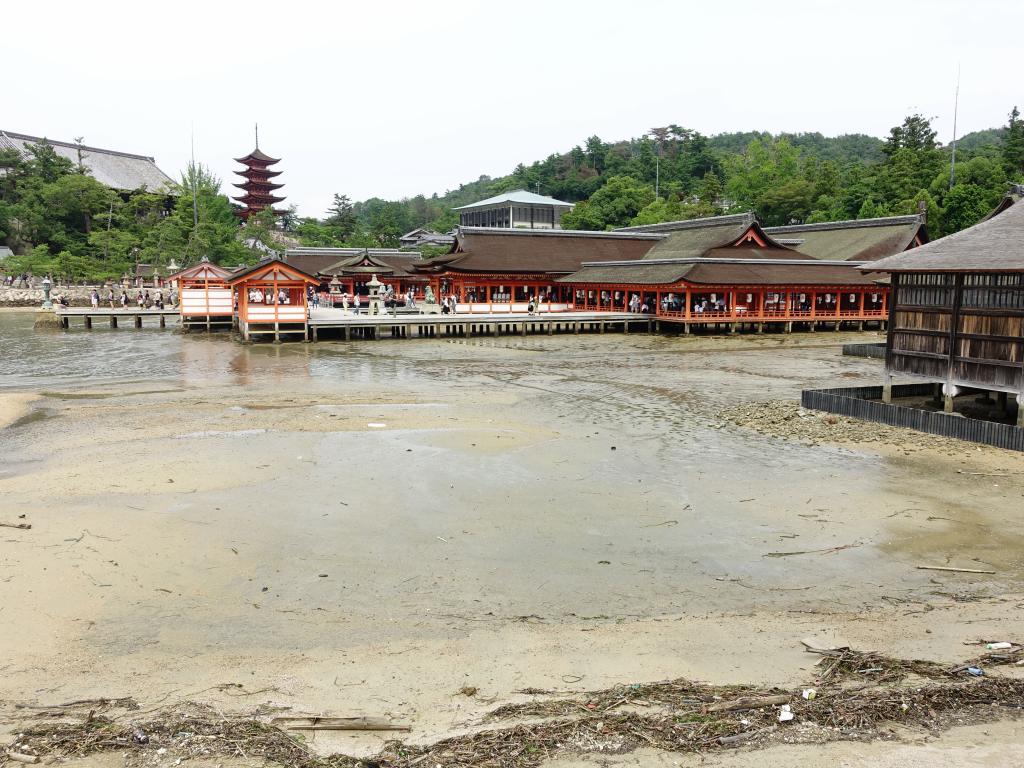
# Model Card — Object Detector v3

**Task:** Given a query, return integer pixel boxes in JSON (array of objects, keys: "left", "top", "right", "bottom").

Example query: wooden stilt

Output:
[
  {"left": 160, "top": 315, "right": 166, "bottom": 328},
  {"left": 882, "top": 373, "right": 893, "bottom": 404},
  {"left": 1017, "top": 393, "right": 1024, "bottom": 427},
  {"left": 944, "top": 392, "right": 955, "bottom": 413},
  {"left": 85, "top": 316, "right": 92, "bottom": 329}
]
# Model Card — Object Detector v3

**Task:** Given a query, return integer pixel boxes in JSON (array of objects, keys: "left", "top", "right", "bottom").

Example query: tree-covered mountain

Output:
[
  {"left": 297, "top": 108, "right": 1024, "bottom": 246},
  {"left": 4, "top": 108, "right": 1024, "bottom": 282}
]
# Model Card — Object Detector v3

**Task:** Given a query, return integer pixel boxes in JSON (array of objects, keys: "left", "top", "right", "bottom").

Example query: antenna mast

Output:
[
  {"left": 190, "top": 128, "right": 199, "bottom": 230},
  {"left": 950, "top": 64, "right": 961, "bottom": 190}
]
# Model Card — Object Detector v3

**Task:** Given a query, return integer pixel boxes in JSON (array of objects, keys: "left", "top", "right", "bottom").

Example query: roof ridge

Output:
[
  {"left": 614, "top": 213, "right": 755, "bottom": 233},
  {"left": 1, "top": 130, "right": 157, "bottom": 162},
  {"left": 583, "top": 257, "right": 867, "bottom": 267},
  {"left": 765, "top": 215, "right": 922, "bottom": 233},
  {"left": 458, "top": 227, "right": 663, "bottom": 240}
]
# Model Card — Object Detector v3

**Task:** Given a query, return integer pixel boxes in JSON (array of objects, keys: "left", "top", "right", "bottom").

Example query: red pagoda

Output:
[{"left": 232, "top": 144, "right": 286, "bottom": 221}]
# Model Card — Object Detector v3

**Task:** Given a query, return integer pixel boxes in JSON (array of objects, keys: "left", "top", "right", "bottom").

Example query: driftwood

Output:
[
  {"left": 0, "top": 523, "right": 32, "bottom": 530},
  {"left": 6, "top": 752, "right": 40, "bottom": 764},
  {"left": 916, "top": 565, "right": 996, "bottom": 575},
  {"left": 706, "top": 694, "right": 789, "bottom": 712},
  {"left": 270, "top": 716, "right": 410, "bottom": 732}
]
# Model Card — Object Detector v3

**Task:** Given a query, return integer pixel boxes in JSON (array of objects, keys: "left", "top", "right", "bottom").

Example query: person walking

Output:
[
  {"left": 136, "top": 291, "right": 144, "bottom": 308},
  {"left": 120, "top": 290, "right": 128, "bottom": 308},
  {"left": 90, "top": 289, "right": 99, "bottom": 309},
  {"left": 107, "top": 288, "right": 116, "bottom": 308}
]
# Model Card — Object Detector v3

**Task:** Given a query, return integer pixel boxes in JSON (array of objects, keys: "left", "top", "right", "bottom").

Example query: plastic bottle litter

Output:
[
  {"left": 986, "top": 642, "right": 1013, "bottom": 650},
  {"left": 801, "top": 688, "right": 816, "bottom": 700},
  {"left": 966, "top": 666, "right": 985, "bottom": 676},
  {"left": 778, "top": 704, "right": 794, "bottom": 722}
]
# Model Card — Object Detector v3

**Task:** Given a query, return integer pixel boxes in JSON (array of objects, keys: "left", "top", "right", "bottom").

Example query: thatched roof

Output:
[
  {"left": 561, "top": 255, "right": 880, "bottom": 287},
  {"left": 618, "top": 214, "right": 802, "bottom": 261},
  {"left": 285, "top": 248, "right": 415, "bottom": 277},
  {"left": 412, "top": 228, "right": 661, "bottom": 275},
  {"left": 869, "top": 197, "right": 1024, "bottom": 273},
  {"left": 765, "top": 215, "right": 927, "bottom": 261}
]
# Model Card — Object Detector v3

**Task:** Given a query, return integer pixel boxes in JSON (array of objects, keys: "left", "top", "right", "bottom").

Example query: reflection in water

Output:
[{"left": 0, "top": 312, "right": 318, "bottom": 390}]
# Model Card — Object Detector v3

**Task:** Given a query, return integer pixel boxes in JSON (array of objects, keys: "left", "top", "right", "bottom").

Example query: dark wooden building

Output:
[{"left": 869, "top": 197, "right": 1024, "bottom": 424}]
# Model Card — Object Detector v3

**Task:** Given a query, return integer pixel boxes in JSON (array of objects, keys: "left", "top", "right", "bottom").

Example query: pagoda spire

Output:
[{"left": 233, "top": 132, "right": 285, "bottom": 221}]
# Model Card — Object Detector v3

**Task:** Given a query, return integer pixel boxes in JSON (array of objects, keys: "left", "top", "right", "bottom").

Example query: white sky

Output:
[{"left": 6, "top": 0, "right": 1022, "bottom": 217}]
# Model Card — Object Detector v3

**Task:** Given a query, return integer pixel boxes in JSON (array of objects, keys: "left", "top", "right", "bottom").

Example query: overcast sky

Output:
[{"left": 6, "top": 0, "right": 1022, "bottom": 217}]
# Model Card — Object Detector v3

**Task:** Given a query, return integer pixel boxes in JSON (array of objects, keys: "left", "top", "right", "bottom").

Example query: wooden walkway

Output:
[
  {"left": 304, "top": 309, "right": 650, "bottom": 341},
  {"left": 55, "top": 308, "right": 180, "bottom": 329}
]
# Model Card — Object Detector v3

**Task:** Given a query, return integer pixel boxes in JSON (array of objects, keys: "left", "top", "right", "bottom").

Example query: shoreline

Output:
[{"left": 0, "top": 391, "right": 39, "bottom": 429}]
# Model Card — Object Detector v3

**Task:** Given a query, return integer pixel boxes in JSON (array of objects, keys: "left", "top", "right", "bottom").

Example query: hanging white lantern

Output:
[
  {"left": 799, "top": 293, "right": 806, "bottom": 302},
  {"left": 710, "top": 293, "right": 717, "bottom": 302},
  {"left": 849, "top": 293, "right": 856, "bottom": 302},
  {"left": 872, "top": 293, "right": 878, "bottom": 302},
  {"left": 746, "top": 293, "right": 753, "bottom": 303}
]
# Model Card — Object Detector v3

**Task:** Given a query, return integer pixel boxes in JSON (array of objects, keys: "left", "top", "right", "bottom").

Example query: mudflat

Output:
[{"left": 1, "top": 323, "right": 1022, "bottom": 765}]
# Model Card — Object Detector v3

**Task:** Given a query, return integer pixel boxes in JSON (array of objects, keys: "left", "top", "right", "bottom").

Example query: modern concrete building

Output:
[{"left": 453, "top": 189, "right": 574, "bottom": 229}]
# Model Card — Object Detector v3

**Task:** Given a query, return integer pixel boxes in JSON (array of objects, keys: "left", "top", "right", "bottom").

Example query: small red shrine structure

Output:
[
  {"left": 226, "top": 258, "right": 319, "bottom": 340},
  {"left": 232, "top": 146, "right": 286, "bottom": 221},
  {"left": 167, "top": 256, "right": 234, "bottom": 330}
]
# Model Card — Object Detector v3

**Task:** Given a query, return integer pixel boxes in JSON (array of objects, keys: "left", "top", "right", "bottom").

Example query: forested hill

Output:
[
  {"left": 324, "top": 115, "right": 1018, "bottom": 248},
  {"left": 1, "top": 111, "right": 1021, "bottom": 283}
]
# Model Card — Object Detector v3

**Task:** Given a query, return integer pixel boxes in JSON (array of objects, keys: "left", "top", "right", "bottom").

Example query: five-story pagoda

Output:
[{"left": 232, "top": 144, "right": 286, "bottom": 221}]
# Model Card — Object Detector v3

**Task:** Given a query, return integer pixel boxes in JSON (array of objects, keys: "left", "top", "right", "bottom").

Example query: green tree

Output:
[
  {"left": 1002, "top": 106, "right": 1024, "bottom": 179},
  {"left": 325, "top": 193, "right": 357, "bottom": 239},
  {"left": 883, "top": 113, "right": 938, "bottom": 156},
  {"left": 561, "top": 175, "right": 655, "bottom": 230},
  {"left": 941, "top": 184, "right": 991, "bottom": 233}
]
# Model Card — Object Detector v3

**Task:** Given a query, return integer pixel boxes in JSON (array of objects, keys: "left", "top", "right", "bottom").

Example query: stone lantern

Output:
[
  {"left": 41, "top": 276, "right": 53, "bottom": 309},
  {"left": 366, "top": 274, "right": 383, "bottom": 316}
]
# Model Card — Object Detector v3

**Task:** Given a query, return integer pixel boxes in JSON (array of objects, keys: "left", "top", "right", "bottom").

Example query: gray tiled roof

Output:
[
  {"left": 0, "top": 130, "right": 175, "bottom": 192},
  {"left": 869, "top": 196, "right": 1024, "bottom": 273},
  {"left": 453, "top": 189, "right": 575, "bottom": 210}
]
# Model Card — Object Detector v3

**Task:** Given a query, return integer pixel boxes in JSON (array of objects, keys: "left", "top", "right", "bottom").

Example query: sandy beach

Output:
[
  {"left": 1, "top": 323, "right": 1023, "bottom": 765},
  {"left": 0, "top": 391, "right": 39, "bottom": 429}
]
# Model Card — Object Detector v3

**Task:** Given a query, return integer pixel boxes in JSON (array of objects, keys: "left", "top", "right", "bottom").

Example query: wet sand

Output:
[{"left": 2, "top": 328, "right": 1023, "bottom": 762}]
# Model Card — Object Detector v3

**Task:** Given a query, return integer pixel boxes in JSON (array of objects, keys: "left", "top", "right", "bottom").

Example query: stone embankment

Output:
[
  {"left": 719, "top": 400, "right": 970, "bottom": 455},
  {"left": 0, "top": 285, "right": 157, "bottom": 307}
]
